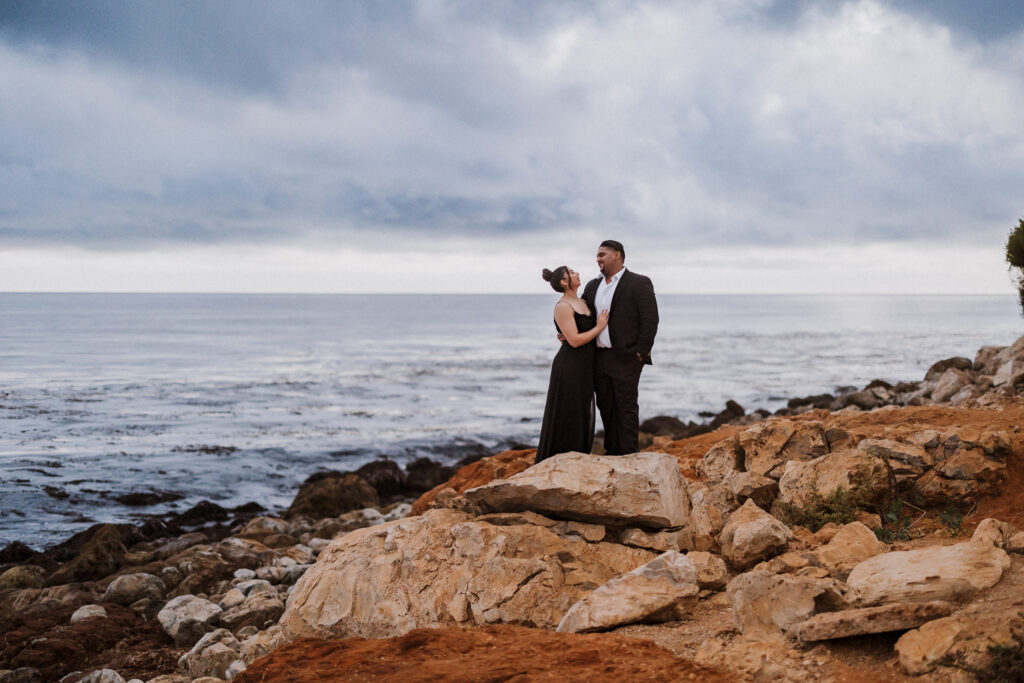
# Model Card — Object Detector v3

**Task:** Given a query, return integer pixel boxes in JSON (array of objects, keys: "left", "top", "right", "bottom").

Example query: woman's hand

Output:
[{"left": 596, "top": 309, "right": 610, "bottom": 330}]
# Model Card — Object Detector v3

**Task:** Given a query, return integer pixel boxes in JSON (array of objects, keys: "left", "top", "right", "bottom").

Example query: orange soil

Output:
[{"left": 234, "top": 625, "right": 731, "bottom": 683}]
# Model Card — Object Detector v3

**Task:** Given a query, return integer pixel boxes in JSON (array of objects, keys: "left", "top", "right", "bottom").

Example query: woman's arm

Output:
[{"left": 555, "top": 303, "right": 609, "bottom": 348}]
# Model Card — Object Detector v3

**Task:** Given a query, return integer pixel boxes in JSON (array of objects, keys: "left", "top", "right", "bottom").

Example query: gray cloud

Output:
[{"left": 1, "top": 0, "right": 1023, "bottom": 253}]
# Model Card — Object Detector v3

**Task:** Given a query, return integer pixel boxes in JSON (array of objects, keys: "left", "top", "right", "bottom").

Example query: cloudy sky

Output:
[{"left": 1, "top": 0, "right": 1023, "bottom": 293}]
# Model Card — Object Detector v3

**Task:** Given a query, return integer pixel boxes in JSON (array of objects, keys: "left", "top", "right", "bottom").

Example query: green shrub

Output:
[
  {"left": 775, "top": 484, "right": 874, "bottom": 532},
  {"left": 1006, "top": 218, "right": 1024, "bottom": 316}
]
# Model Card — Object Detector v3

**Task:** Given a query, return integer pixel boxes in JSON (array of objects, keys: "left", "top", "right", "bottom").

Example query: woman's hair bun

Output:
[{"left": 541, "top": 268, "right": 553, "bottom": 281}]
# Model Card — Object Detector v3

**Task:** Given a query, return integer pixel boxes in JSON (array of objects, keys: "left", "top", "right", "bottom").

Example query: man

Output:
[{"left": 582, "top": 240, "right": 659, "bottom": 455}]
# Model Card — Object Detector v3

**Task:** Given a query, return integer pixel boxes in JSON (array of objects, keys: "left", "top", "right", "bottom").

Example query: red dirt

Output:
[
  {"left": 235, "top": 625, "right": 731, "bottom": 683},
  {"left": 411, "top": 449, "right": 536, "bottom": 514}
]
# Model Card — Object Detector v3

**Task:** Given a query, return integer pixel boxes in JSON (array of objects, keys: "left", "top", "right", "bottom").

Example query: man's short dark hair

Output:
[{"left": 600, "top": 240, "right": 625, "bottom": 260}]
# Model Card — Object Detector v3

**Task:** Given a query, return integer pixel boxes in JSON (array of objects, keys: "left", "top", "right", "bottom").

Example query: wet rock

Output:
[
  {"left": 404, "top": 458, "right": 457, "bottom": 494},
  {"left": 787, "top": 394, "right": 834, "bottom": 411},
  {"left": 726, "top": 571, "right": 846, "bottom": 637},
  {"left": 158, "top": 594, "right": 223, "bottom": 647},
  {"left": 556, "top": 551, "right": 700, "bottom": 633},
  {"left": 709, "top": 400, "right": 745, "bottom": 429},
  {"left": 285, "top": 472, "right": 379, "bottom": 520},
  {"left": 718, "top": 500, "right": 792, "bottom": 570},
  {"left": 847, "top": 539, "right": 1011, "bottom": 606},
  {"left": 69, "top": 604, "right": 108, "bottom": 623},
  {"left": 639, "top": 415, "right": 689, "bottom": 438},
  {"left": 0, "top": 565, "right": 46, "bottom": 590},
  {"left": 280, "top": 508, "right": 655, "bottom": 639},
  {"left": 173, "top": 501, "right": 230, "bottom": 527},
  {"left": 464, "top": 452, "right": 690, "bottom": 528},
  {"left": 794, "top": 601, "right": 953, "bottom": 643},
  {"left": 46, "top": 524, "right": 126, "bottom": 586},
  {"left": 0, "top": 541, "right": 36, "bottom": 565},
  {"left": 103, "top": 572, "right": 166, "bottom": 605},
  {"left": 355, "top": 459, "right": 407, "bottom": 499}
]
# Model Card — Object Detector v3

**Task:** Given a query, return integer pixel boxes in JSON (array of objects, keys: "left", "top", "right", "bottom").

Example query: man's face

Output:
[{"left": 596, "top": 246, "right": 623, "bottom": 277}]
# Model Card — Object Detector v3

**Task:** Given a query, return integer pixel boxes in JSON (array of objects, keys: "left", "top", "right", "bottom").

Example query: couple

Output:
[{"left": 536, "top": 240, "right": 659, "bottom": 463}]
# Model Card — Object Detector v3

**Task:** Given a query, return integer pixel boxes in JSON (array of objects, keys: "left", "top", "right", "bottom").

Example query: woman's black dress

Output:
[{"left": 535, "top": 310, "right": 596, "bottom": 463}]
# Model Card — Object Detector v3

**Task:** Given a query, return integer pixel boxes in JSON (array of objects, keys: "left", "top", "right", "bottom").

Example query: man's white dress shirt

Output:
[{"left": 594, "top": 268, "right": 624, "bottom": 348}]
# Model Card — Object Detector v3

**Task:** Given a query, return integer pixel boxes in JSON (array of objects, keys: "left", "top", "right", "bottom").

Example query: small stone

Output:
[
  {"left": 70, "top": 604, "right": 108, "bottom": 624},
  {"left": 233, "top": 568, "right": 256, "bottom": 580},
  {"left": 103, "top": 573, "right": 166, "bottom": 605},
  {"left": 157, "top": 595, "right": 223, "bottom": 647},
  {"left": 78, "top": 670, "right": 125, "bottom": 683}
]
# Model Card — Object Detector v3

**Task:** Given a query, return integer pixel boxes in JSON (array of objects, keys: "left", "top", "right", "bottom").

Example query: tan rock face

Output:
[
  {"left": 725, "top": 471, "right": 778, "bottom": 508},
  {"left": 689, "top": 481, "right": 738, "bottom": 551},
  {"left": 856, "top": 438, "right": 932, "bottom": 476},
  {"left": 280, "top": 508, "right": 656, "bottom": 640},
  {"left": 847, "top": 540, "right": 1011, "bottom": 606},
  {"left": 739, "top": 419, "right": 828, "bottom": 479},
  {"left": 792, "top": 601, "right": 953, "bottom": 642},
  {"left": 812, "top": 522, "right": 886, "bottom": 577},
  {"left": 556, "top": 551, "right": 700, "bottom": 633},
  {"left": 718, "top": 500, "right": 792, "bottom": 570},
  {"left": 697, "top": 437, "right": 742, "bottom": 482},
  {"left": 776, "top": 448, "right": 890, "bottom": 509},
  {"left": 464, "top": 452, "right": 690, "bottom": 528},
  {"left": 895, "top": 603, "right": 1024, "bottom": 675},
  {"left": 726, "top": 571, "right": 846, "bottom": 637},
  {"left": 688, "top": 551, "right": 729, "bottom": 590}
]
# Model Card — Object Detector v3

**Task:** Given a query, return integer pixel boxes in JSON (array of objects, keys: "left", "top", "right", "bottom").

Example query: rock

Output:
[
  {"left": 841, "top": 389, "right": 880, "bottom": 410},
  {"left": 709, "top": 400, "right": 745, "bottom": 429},
  {"left": 776, "top": 448, "right": 890, "bottom": 509},
  {"left": 103, "top": 572, "right": 166, "bottom": 605},
  {"left": 924, "top": 356, "right": 973, "bottom": 382},
  {"left": 355, "top": 459, "right": 408, "bottom": 499},
  {"left": 181, "top": 629, "right": 245, "bottom": 680},
  {"left": 793, "top": 601, "right": 954, "bottom": 642},
  {"left": 913, "top": 431, "right": 1009, "bottom": 505},
  {"left": 697, "top": 436, "right": 742, "bottom": 482},
  {"left": 718, "top": 500, "right": 792, "bottom": 570},
  {"left": 972, "top": 517, "right": 1024, "bottom": 551},
  {"left": 70, "top": 604, "right": 108, "bottom": 623},
  {"left": 280, "top": 508, "right": 656, "bottom": 639},
  {"left": 158, "top": 595, "right": 224, "bottom": 647},
  {"left": 726, "top": 571, "right": 846, "bottom": 637},
  {"left": 404, "top": 458, "right": 456, "bottom": 494},
  {"left": 240, "top": 625, "right": 288, "bottom": 664},
  {"left": 615, "top": 527, "right": 692, "bottom": 552},
  {"left": 464, "top": 452, "right": 690, "bottom": 528},
  {"left": 79, "top": 671, "right": 125, "bottom": 683},
  {"left": 688, "top": 551, "right": 729, "bottom": 590},
  {"left": 285, "top": 472, "right": 379, "bottom": 520},
  {"left": 895, "top": 603, "right": 1024, "bottom": 675},
  {"left": 930, "top": 368, "right": 970, "bottom": 403},
  {"left": 218, "top": 592, "right": 285, "bottom": 632},
  {"left": 237, "top": 517, "right": 291, "bottom": 538},
  {"left": 45, "top": 524, "right": 126, "bottom": 586},
  {"left": 994, "top": 358, "right": 1024, "bottom": 387},
  {"left": 725, "top": 471, "right": 778, "bottom": 508},
  {"left": 856, "top": 438, "right": 931, "bottom": 476},
  {"left": 219, "top": 588, "right": 246, "bottom": 610},
  {"left": 739, "top": 419, "right": 828, "bottom": 479},
  {"left": 0, "top": 670, "right": 43, "bottom": 683},
  {"left": 688, "top": 481, "right": 737, "bottom": 551},
  {"left": 556, "top": 551, "right": 700, "bottom": 633},
  {"left": 410, "top": 449, "right": 535, "bottom": 515},
  {"left": 812, "top": 522, "right": 886, "bottom": 577},
  {"left": 639, "top": 415, "right": 689, "bottom": 438},
  {"left": 0, "top": 565, "right": 46, "bottom": 590},
  {"left": 847, "top": 539, "right": 1011, "bottom": 606}
]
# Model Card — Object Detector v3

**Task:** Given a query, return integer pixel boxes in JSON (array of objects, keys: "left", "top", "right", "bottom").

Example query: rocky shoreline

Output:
[{"left": 2, "top": 334, "right": 1024, "bottom": 682}]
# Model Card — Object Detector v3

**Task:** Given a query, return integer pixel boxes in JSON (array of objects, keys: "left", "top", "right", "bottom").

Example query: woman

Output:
[{"left": 535, "top": 265, "right": 609, "bottom": 464}]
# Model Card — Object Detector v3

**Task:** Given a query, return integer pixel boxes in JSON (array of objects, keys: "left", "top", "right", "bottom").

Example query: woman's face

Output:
[{"left": 563, "top": 268, "right": 581, "bottom": 291}]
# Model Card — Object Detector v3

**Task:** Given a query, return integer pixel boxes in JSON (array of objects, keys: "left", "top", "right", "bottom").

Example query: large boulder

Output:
[
  {"left": 924, "top": 357, "right": 973, "bottom": 382},
  {"left": 912, "top": 431, "right": 1009, "bottom": 505},
  {"left": 895, "top": 603, "right": 1024, "bottom": 675},
  {"left": 280, "top": 508, "right": 655, "bottom": 640},
  {"left": 45, "top": 524, "right": 126, "bottom": 586},
  {"left": 286, "top": 472, "right": 380, "bottom": 519},
  {"left": 103, "top": 572, "right": 166, "bottom": 605},
  {"left": 218, "top": 592, "right": 286, "bottom": 632},
  {"left": 726, "top": 572, "right": 846, "bottom": 637},
  {"left": 718, "top": 500, "right": 792, "bottom": 570},
  {"left": 776, "top": 448, "right": 890, "bottom": 509},
  {"left": 846, "top": 539, "right": 1010, "bottom": 606},
  {"left": 930, "top": 368, "right": 970, "bottom": 403},
  {"left": 556, "top": 551, "right": 700, "bottom": 633},
  {"left": 739, "top": 419, "right": 829, "bottom": 479},
  {"left": 688, "top": 481, "right": 738, "bottom": 551},
  {"left": 464, "top": 452, "right": 690, "bottom": 528},
  {"left": 697, "top": 436, "right": 742, "bottom": 483}
]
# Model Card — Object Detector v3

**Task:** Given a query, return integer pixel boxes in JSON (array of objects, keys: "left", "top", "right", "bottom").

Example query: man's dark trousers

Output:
[{"left": 595, "top": 349, "right": 644, "bottom": 455}]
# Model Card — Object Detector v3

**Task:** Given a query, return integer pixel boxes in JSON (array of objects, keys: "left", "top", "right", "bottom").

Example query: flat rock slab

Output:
[
  {"left": 847, "top": 540, "right": 1010, "bottom": 606},
  {"left": 793, "top": 601, "right": 953, "bottom": 642},
  {"left": 464, "top": 452, "right": 690, "bottom": 528}
]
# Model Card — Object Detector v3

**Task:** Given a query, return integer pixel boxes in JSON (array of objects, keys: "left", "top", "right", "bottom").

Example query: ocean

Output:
[{"left": 1, "top": 293, "right": 1021, "bottom": 549}]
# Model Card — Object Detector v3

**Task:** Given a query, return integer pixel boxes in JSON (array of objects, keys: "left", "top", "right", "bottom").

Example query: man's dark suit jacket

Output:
[{"left": 583, "top": 269, "right": 659, "bottom": 365}]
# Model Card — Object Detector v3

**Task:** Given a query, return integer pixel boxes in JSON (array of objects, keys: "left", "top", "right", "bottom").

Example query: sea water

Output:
[{"left": 1, "top": 293, "right": 1020, "bottom": 548}]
